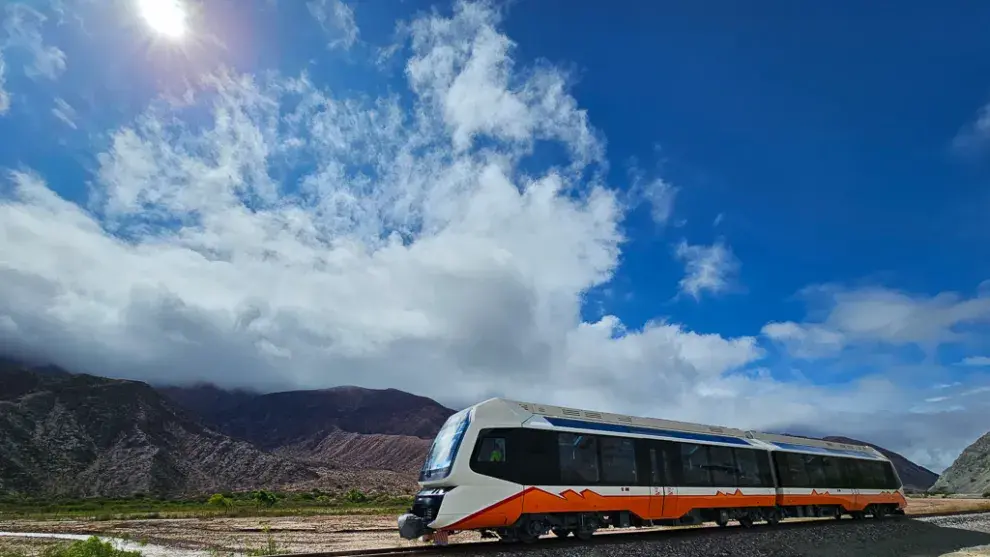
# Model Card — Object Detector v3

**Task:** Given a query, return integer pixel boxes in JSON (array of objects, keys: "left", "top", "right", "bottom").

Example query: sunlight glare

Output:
[{"left": 137, "top": 0, "right": 188, "bottom": 40}]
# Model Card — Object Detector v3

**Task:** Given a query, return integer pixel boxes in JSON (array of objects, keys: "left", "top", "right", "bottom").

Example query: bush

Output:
[
  {"left": 37, "top": 537, "right": 143, "bottom": 557},
  {"left": 252, "top": 490, "right": 277, "bottom": 509},
  {"left": 207, "top": 493, "right": 233, "bottom": 513},
  {"left": 983, "top": 490, "right": 990, "bottom": 499},
  {"left": 343, "top": 489, "right": 368, "bottom": 504}
]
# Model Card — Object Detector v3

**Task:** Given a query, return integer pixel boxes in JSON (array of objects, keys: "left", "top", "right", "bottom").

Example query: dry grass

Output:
[{"left": 905, "top": 496, "right": 990, "bottom": 515}]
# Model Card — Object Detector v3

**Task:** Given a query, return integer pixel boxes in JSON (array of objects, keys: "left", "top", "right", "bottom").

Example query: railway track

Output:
[{"left": 273, "top": 509, "right": 990, "bottom": 557}]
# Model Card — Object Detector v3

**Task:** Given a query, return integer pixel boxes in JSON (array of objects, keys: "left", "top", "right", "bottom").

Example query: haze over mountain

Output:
[{"left": 1, "top": 0, "right": 989, "bottom": 477}]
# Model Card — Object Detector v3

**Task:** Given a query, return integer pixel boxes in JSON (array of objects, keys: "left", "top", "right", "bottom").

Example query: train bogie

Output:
[{"left": 397, "top": 398, "right": 907, "bottom": 544}]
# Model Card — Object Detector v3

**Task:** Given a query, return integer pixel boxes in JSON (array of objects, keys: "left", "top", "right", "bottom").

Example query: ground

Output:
[{"left": 1, "top": 497, "right": 989, "bottom": 556}]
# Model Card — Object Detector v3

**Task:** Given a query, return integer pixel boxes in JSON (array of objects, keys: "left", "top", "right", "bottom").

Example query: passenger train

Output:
[{"left": 397, "top": 398, "right": 906, "bottom": 545}]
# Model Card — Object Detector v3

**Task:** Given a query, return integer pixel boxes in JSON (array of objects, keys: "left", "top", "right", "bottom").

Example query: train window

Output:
[
  {"left": 475, "top": 437, "right": 507, "bottom": 463},
  {"left": 518, "top": 428, "right": 559, "bottom": 485},
  {"left": 866, "top": 460, "right": 887, "bottom": 490},
  {"left": 821, "top": 456, "right": 844, "bottom": 487},
  {"left": 783, "top": 452, "right": 811, "bottom": 487},
  {"left": 680, "top": 443, "right": 712, "bottom": 487},
  {"left": 649, "top": 447, "right": 662, "bottom": 485},
  {"left": 881, "top": 461, "right": 899, "bottom": 489},
  {"left": 600, "top": 436, "right": 637, "bottom": 484},
  {"left": 708, "top": 446, "right": 737, "bottom": 487},
  {"left": 839, "top": 458, "right": 865, "bottom": 489},
  {"left": 804, "top": 455, "right": 827, "bottom": 488},
  {"left": 559, "top": 433, "right": 600, "bottom": 484},
  {"left": 758, "top": 451, "right": 775, "bottom": 486},
  {"left": 858, "top": 460, "right": 880, "bottom": 490},
  {"left": 734, "top": 448, "right": 763, "bottom": 487}
]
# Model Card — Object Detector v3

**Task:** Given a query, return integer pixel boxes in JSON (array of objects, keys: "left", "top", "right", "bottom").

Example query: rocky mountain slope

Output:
[
  {"left": 0, "top": 360, "right": 317, "bottom": 497},
  {"left": 929, "top": 431, "right": 990, "bottom": 495},
  {"left": 823, "top": 436, "right": 939, "bottom": 491},
  {"left": 159, "top": 384, "right": 454, "bottom": 447},
  {"left": 273, "top": 430, "right": 433, "bottom": 475}
]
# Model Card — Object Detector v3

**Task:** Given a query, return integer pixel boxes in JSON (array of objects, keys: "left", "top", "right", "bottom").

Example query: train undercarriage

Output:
[{"left": 472, "top": 503, "right": 905, "bottom": 544}]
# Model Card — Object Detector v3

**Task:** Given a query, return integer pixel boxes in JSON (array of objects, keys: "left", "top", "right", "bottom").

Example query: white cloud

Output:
[
  {"left": 924, "top": 396, "right": 949, "bottom": 403},
  {"left": 761, "top": 321, "right": 845, "bottom": 359},
  {"left": 952, "top": 101, "right": 990, "bottom": 156},
  {"left": 959, "top": 356, "right": 990, "bottom": 367},
  {"left": 763, "top": 285, "right": 990, "bottom": 358},
  {"left": 3, "top": 3, "right": 67, "bottom": 81},
  {"left": 0, "top": 52, "right": 9, "bottom": 114},
  {"left": 51, "top": 97, "right": 76, "bottom": 128},
  {"left": 307, "top": 0, "right": 359, "bottom": 51},
  {"left": 674, "top": 239, "right": 739, "bottom": 300},
  {"left": 0, "top": 0, "right": 986, "bottom": 475}
]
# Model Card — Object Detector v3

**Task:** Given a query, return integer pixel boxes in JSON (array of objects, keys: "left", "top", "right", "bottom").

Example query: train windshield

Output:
[{"left": 419, "top": 408, "right": 471, "bottom": 481}]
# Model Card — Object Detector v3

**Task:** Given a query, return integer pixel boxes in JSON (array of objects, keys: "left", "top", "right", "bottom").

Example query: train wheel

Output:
[
  {"left": 765, "top": 510, "right": 781, "bottom": 526},
  {"left": 738, "top": 516, "right": 754, "bottom": 528},
  {"left": 575, "top": 528, "right": 595, "bottom": 541},
  {"left": 716, "top": 509, "right": 730, "bottom": 527},
  {"left": 551, "top": 528, "right": 571, "bottom": 538},
  {"left": 874, "top": 506, "right": 887, "bottom": 520},
  {"left": 851, "top": 511, "right": 865, "bottom": 520}
]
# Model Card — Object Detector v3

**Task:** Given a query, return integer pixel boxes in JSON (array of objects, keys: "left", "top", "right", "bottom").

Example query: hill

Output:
[
  {"left": 159, "top": 384, "right": 454, "bottom": 448},
  {"left": 929, "top": 431, "right": 990, "bottom": 495},
  {"left": 0, "top": 360, "right": 334, "bottom": 497},
  {"left": 822, "top": 436, "right": 939, "bottom": 492}
]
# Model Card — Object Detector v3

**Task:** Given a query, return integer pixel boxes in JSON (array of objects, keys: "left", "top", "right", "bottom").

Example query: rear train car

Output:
[{"left": 397, "top": 398, "right": 906, "bottom": 544}]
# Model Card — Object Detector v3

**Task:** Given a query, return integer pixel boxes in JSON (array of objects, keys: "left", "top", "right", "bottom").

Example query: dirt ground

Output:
[
  {"left": 1, "top": 497, "right": 988, "bottom": 556},
  {"left": 905, "top": 497, "right": 990, "bottom": 516}
]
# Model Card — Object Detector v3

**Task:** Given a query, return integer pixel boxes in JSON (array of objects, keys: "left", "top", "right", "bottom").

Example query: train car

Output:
[{"left": 397, "top": 398, "right": 906, "bottom": 544}]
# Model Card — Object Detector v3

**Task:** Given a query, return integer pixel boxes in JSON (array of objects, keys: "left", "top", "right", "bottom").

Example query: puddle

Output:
[{"left": 0, "top": 532, "right": 227, "bottom": 557}]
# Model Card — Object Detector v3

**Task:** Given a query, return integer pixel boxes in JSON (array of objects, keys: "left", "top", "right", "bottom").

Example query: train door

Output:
[{"left": 641, "top": 441, "right": 669, "bottom": 520}]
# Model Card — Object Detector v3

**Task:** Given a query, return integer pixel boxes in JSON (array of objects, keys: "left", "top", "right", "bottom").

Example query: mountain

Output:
[
  {"left": 0, "top": 361, "right": 321, "bottom": 497},
  {"left": 822, "top": 436, "right": 939, "bottom": 492},
  {"left": 929, "top": 431, "right": 990, "bottom": 495},
  {"left": 158, "top": 383, "right": 453, "bottom": 477},
  {"left": 159, "top": 384, "right": 454, "bottom": 447}
]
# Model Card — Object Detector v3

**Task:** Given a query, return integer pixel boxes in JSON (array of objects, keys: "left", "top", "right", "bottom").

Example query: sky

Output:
[{"left": 0, "top": 0, "right": 989, "bottom": 474}]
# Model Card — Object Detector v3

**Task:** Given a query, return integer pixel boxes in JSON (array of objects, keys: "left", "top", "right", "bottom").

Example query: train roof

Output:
[{"left": 479, "top": 398, "right": 884, "bottom": 460}]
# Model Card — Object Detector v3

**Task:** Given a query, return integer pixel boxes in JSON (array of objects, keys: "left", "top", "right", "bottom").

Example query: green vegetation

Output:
[
  {"left": 983, "top": 490, "right": 990, "bottom": 498},
  {"left": 0, "top": 536, "right": 143, "bottom": 557},
  {"left": 0, "top": 490, "right": 413, "bottom": 521}
]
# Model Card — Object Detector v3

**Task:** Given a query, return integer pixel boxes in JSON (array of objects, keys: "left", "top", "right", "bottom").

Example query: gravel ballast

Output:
[{"left": 479, "top": 514, "right": 990, "bottom": 557}]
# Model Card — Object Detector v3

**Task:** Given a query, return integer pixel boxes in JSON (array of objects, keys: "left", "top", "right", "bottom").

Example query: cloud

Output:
[
  {"left": 0, "top": 0, "right": 986, "bottom": 475},
  {"left": 952, "top": 101, "right": 990, "bottom": 157},
  {"left": 0, "top": 52, "right": 9, "bottom": 114},
  {"left": 959, "top": 356, "right": 990, "bottom": 367},
  {"left": 307, "top": 0, "right": 359, "bottom": 51},
  {"left": 51, "top": 97, "right": 76, "bottom": 128},
  {"left": 764, "top": 285, "right": 990, "bottom": 359},
  {"left": 674, "top": 239, "right": 740, "bottom": 300},
  {"left": 3, "top": 3, "right": 67, "bottom": 81}
]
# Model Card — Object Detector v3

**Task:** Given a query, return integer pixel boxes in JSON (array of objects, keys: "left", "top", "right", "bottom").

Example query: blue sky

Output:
[{"left": 1, "top": 0, "right": 989, "bottom": 472}]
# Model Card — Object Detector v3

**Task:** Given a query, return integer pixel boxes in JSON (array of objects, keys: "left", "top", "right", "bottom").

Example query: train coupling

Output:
[{"left": 398, "top": 513, "right": 427, "bottom": 540}]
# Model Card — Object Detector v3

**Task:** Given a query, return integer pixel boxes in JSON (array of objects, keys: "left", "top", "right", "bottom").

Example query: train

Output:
[{"left": 397, "top": 398, "right": 906, "bottom": 545}]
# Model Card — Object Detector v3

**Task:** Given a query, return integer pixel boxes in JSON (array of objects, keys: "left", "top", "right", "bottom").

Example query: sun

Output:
[{"left": 137, "top": 0, "right": 188, "bottom": 40}]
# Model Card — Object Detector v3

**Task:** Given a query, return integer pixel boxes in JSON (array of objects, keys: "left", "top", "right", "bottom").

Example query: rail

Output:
[{"left": 271, "top": 508, "right": 990, "bottom": 557}]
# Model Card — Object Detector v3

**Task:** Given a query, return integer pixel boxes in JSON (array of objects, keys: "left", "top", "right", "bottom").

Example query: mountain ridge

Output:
[{"left": 929, "top": 431, "right": 990, "bottom": 495}]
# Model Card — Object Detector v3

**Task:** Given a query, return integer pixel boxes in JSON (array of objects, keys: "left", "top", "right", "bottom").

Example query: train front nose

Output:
[{"left": 397, "top": 488, "right": 449, "bottom": 540}]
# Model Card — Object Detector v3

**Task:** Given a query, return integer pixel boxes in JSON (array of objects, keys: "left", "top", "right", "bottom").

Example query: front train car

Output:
[{"left": 397, "top": 398, "right": 530, "bottom": 544}]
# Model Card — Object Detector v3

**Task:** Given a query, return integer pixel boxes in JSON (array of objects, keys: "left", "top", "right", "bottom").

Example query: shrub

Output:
[
  {"left": 251, "top": 490, "right": 277, "bottom": 509},
  {"left": 207, "top": 494, "right": 233, "bottom": 513},
  {"left": 39, "top": 536, "right": 143, "bottom": 557},
  {"left": 343, "top": 489, "right": 368, "bottom": 504},
  {"left": 983, "top": 490, "right": 990, "bottom": 499}
]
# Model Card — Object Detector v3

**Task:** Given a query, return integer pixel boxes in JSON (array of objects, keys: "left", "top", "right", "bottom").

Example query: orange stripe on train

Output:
[{"left": 446, "top": 487, "right": 906, "bottom": 531}]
